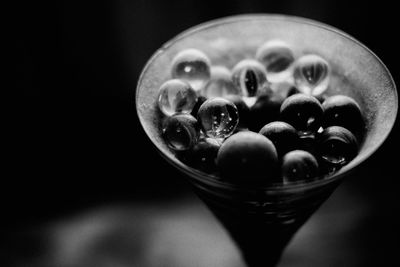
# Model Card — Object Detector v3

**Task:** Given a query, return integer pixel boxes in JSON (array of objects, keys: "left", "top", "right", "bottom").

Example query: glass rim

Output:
[{"left": 135, "top": 14, "right": 398, "bottom": 194}]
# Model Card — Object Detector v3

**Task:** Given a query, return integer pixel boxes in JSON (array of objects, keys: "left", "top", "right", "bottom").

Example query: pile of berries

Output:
[{"left": 157, "top": 40, "right": 364, "bottom": 185}]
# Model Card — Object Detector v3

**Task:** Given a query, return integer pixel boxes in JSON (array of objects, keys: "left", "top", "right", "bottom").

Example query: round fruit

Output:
[
  {"left": 322, "top": 95, "right": 364, "bottom": 136},
  {"left": 249, "top": 94, "right": 284, "bottom": 132},
  {"left": 190, "top": 95, "right": 207, "bottom": 117},
  {"left": 317, "top": 126, "right": 359, "bottom": 166},
  {"left": 298, "top": 132, "right": 318, "bottom": 156},
  {"left": 286, "top": 86, "right": 301, "bottom": 97},
  {"left": 216, "top": 131, "right": 279, "bottom": 184},
  {"left": 187, "top": 137, "right": 221, "bottom": 173},
  {"left": 280, "top": 93, "right": 323, "bottom": 133},
  {"left": 282, "top": 150, "right": 319, "bottom": 182},
  {"left": 259, "top": 121, "right": 298, "bottom": 158}
]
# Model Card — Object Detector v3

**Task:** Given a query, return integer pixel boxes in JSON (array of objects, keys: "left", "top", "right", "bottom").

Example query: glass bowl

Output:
[{"left": 136, "top": 14, "right": 398, "bottom": 266}]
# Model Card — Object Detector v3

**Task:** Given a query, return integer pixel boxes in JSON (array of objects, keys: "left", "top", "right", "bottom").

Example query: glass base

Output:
[{"left": 192, "top": 182, "right": 339, "bottom": 267}]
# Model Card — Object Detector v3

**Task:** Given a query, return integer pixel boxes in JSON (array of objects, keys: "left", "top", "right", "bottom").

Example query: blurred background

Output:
[{"left": 10, "top": 0, "right": 399, "bottom": 266}]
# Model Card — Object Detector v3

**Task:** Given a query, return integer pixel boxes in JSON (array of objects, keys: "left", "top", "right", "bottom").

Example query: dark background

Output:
[{"left": 9, "top": 0, "right": 400, "bottom": 266}]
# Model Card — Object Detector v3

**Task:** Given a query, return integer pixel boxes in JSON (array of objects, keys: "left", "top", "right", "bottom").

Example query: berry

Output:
[
  {"left": 280, "top": 93, "right": 323, "bottom": 133},
  {"left": 322, "top": 95, "right": 364, "bottom": 136},
  {"left": 298, "top": 132, "right": 319, "bottom": 156},
  {"left": 187, "top": 137, "right": 221, "bottom": 173},
  {"left": 249, "top": 94, "right": 284, "bottom": 132},
  {"left": 217, "top": 131, "right": 279, "bottom": 184},
  {"left": 282, "top": 150, "right": 319, "bottom": 182},
  {"left": 190, "top": 95, "right": 207, "bottom": 118},
  {"left": 286, "top": 86, "right": 302, "bottom": 98},
  {"left": 317, "top": 126, "right": 359, "bottom": 166},
  {"left": 259, "top": 121, "right": 298, "bottom": 158}
]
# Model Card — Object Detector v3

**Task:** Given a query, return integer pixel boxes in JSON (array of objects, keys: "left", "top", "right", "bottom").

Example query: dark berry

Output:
[
  {"left": 190, "top": 95, "right": 207, "bottom": 117},
  {"left": 282, "top": 150, "right": 319, "bottom": 182},
  {"left": 322, "top": 95, "right": 364, "bottom": 136},
  {"left": 317, "top": 126, "right": 359, "bottom": 167},
  {"left": 187, "top": 137, "right": 220, "bottom": 173},
  {"left": 280, "top": 93, "right": 323, "bottom": 133},
  {"left": 286, "top": 86, "right": 301, "bottom": 97},
  {"left": 297, "top": 132, "right": 318, "bottom": 156},
  {"left": 286, "top": 87, "right": 326, "bottom": 103},
  {"left": 315, "top": 94, "right": 327, "bottom": 104},
  {"left": 217, "top": 131, "right": 279, "bottom": 184},
  {"left": 249, "top": 94, "right": 284, "bottom": 132},
  {"left": 259, "top": 121, "right": 298, "bottom": 158}
]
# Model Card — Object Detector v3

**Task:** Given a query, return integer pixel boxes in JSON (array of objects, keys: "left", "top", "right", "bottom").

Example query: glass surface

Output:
[{"left": 136, "top": 14, "right": 398, "bottom": 267}]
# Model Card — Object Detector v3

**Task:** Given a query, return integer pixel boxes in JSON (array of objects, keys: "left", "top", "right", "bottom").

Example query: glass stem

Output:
[
  {"left": 210, "top": 208, "right": 305, "bottom": 267},
  {"left": 193, "top": 184, "right": 338, "bottom": 267}
]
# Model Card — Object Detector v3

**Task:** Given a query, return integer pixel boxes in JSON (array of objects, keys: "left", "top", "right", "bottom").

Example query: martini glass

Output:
[{"left": 136, "top": 15, "right": 398, "bottom": 267}]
